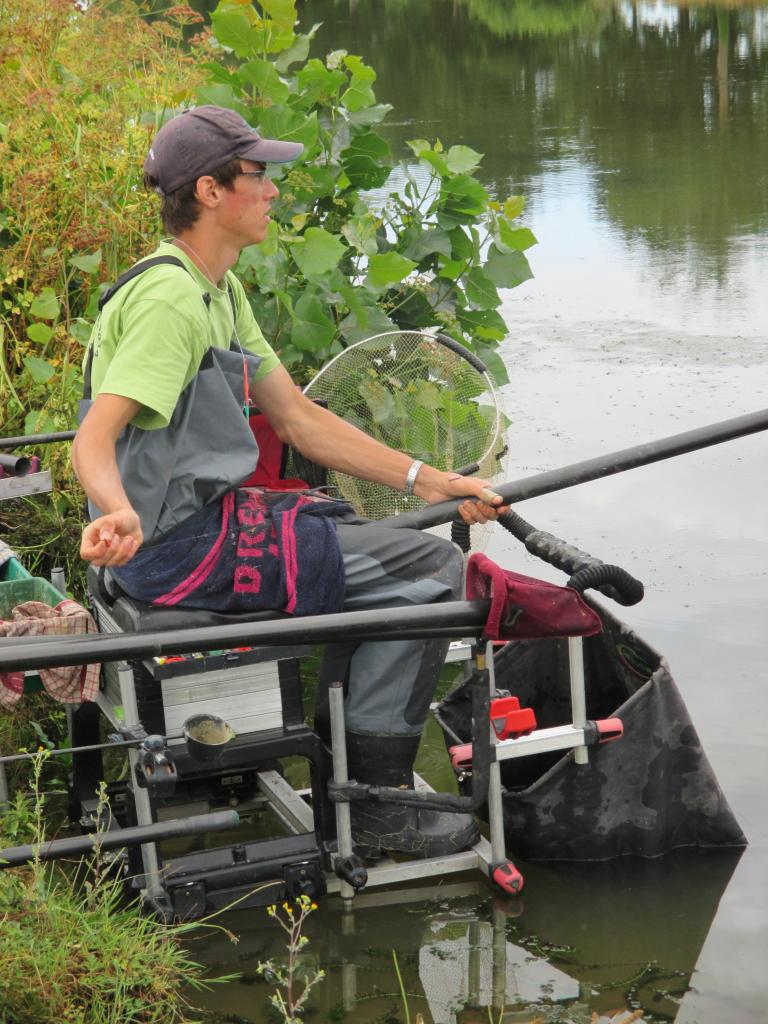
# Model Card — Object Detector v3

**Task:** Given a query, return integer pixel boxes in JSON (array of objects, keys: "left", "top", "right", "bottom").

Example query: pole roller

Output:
[{"left": 0, "top": 601, "right": 490, "bottom": 673}]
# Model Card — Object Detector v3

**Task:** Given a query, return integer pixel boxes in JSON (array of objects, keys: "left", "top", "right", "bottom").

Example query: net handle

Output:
[
  {"left": 302, "top": 329, "right": 490, "bottom": 394},
  {"left": 433, "top": 332, "right": 489, "bottom": 374}
]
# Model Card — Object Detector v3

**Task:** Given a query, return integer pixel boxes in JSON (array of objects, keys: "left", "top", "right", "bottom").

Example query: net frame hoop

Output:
[{"left": 303, "top": 329, "right": 503, "bottom": 471}]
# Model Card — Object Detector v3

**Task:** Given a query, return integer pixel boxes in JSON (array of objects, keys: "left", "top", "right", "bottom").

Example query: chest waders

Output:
[{"left": 80, "top": 256, "right": 262, "bottom": 544}]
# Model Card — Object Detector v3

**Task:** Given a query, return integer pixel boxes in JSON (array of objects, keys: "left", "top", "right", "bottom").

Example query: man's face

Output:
[{"left": 219, "top": 160, "right": 280, "bottom": 246}]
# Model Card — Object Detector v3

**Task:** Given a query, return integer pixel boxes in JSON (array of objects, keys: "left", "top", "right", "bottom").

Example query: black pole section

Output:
[
  {"left": 0, "top": 810, "right": 240, "bottom": 868},
  {"left": 0, "top": 454, "right": 32, "bottom": 475},
  {"left": 386, "top": 406, "right": 768, "bottom": 531},
  {"left": 0, "top": 600, "right": 490, "bottom": 673},
  {"left": 0, "top": 430, "right": 76, "bottom": 449}
]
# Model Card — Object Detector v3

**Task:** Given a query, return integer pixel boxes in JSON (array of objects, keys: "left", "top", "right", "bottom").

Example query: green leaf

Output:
[
  {"left": 296, "top": 59, "right": 346, "bottom": 104},
  {"left": 413, "top": 381, "right": 443, "bottom": 411},
  {"left": 260, "top": 0, "right": 296, "bottom": 33},
  {"left": 339, "top": 305, "right": 398, "bottom": 344},
  {"left": 26, "top": 323, "right": 54, "bottom": 345},
  {"left": 236, "top": 223, "right": 285, "bottom": 290},
  {"left": 484, "top": 247, "right": 534, "bottom": 289},
  {"left": 438, "top": 175, "right": 489, "bottom": 228},
  {"left": 367, "top": 252, "right": 417, "bottom": 289},
  {"left": 448, "top": 226, "right": 476, "bottom": 261},
  {"left": 465, "top": 268, "right": 501, "bottom": 309},
  {"left": 239, "top": 58, "right": 290, "bottom": 104},
  {"left": 341, "top": 55, "right": 377, "bottom": 112},
  {"left": 284, "top": 164, "right": 337, "bottom": 203},
  {"left": 445, "top": 145, "right": 484, "bottom": 174},
  {"left": 406, "top": 139, "right": 431, "bottom": 157},
  {"left": 257, "top": 106, "right": 318, "bottom": 148},
  {"left": 401, "top": 227, "right": 453, "bottom": 263},
  {"left": 342, "top": 215, "right": 380, "bottom": 257},
  {"left": 211, "top": 5, "right": 260, "bottom": 58},
  {"left": 274, "top": 24, "right": 320, "bottom": 73},
  {"left": 196, "top": 83, "right": 246, "bottom": 113},
  {"left": 339, "top": 131, "right": 391, "bottom": 190},
  {"left": 504, "top": 196, "right": 526, "bottom": 219},
  {"left": 345, "top": 103, "right": 392, "bottom": 128},
  {"left": 496, "top": 221, "right": 537, "bottom": 253},
  {"left": 291, "top": 291, "right": 336, "bottom": 352},
  {"left": 419, "top": 149, "right": 450, "bottom": 177},
  {"left": 29, "top": 288, "right": 59, "bottom": 320},
  {"left": 455, "top": 308, "right": 508, "bottom": 342},
  {"left": 289, "top": 228, "right": 347, "bottom": 277},
  {"left": 69, "top": 249, "right": 102, "bottom": 275},
  {"left": 358, "top": 379, "right": 395, "bottom": 425},
  {"left": 23, "top": 356, "right": 55, "bottom": 384},
  {"left": 70, "top": 319, "right": 93, "bottom": 345},
  {"left": 475, "top": 344, "right": 510, "bottom": 386}
]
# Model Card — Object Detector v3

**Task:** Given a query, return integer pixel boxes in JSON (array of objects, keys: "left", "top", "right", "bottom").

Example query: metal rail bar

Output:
[{"left": 0, "top": 601, "right": 490, "bottom": 672}]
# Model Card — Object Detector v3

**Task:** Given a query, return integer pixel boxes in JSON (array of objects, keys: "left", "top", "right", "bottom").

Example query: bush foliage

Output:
[{"left": 0, "top": 0, "right": 533, "bottom": 583}]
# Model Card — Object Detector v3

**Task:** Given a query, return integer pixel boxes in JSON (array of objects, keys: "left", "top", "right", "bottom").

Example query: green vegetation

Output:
[
  {"left": 0, "top": 0, "right": 529, "bottom": 594},
  {"left": 257, "top": 896, "right": 325, "bottom": 1023},
  {"left": 0, "top": 757, "right": 217, "bottom": 1023},
  {"left": 0, "top": 0, "right": 203, "bottom": 588}
]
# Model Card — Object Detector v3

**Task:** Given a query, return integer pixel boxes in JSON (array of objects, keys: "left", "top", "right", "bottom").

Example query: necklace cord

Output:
[{"left": 170, "top": 237, "right": 250, "bottom": 416}]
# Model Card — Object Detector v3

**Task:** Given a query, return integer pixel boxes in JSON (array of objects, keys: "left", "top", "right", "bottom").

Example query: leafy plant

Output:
[
  {"left": 0, "top": 0, "right": 204, "bottom": 591},
  {"left": 201, "top": 0, "right": 533, "bottom": 383},
  {"left": 257, "top": 895, "right": 325, "bottom": 1023}
]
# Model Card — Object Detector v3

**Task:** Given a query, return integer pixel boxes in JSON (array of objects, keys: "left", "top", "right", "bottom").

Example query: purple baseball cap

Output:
[{"left": 144, "top": 105, "right": 304, "bottom": 195}]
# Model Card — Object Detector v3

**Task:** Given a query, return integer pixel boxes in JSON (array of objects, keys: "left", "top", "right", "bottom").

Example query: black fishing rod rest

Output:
[{"left": 76, "top": 565, "right": 337, "bottom": 920}]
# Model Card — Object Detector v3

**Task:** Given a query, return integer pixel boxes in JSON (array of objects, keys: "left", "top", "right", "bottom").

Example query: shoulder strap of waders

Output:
[
  {"left": 84, "top": 256, "right": 239, "bottom": 399},
  {"left": 96, "top": 255, "right": 189, "bottom": 312}
]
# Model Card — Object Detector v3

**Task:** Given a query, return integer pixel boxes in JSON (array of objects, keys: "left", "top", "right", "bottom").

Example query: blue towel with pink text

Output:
[{"left": 112, "top": 488, "right": 350, "bottom": 615}]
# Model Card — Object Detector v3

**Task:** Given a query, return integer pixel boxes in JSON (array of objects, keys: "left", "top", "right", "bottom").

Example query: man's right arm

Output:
[{"left": 72, "top": 393, "right": 144, "bottom": 566}]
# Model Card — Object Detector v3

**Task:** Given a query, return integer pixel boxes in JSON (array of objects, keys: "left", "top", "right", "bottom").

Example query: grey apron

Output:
[{"left": 79, "top": 344, "right": 262, "bottom": 543}]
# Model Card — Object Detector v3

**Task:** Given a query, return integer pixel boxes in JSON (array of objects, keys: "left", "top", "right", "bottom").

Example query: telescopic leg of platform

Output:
[
  {"left": 486, "top": 644, "right": 525, "bottom": 893},
  {"left": 117, "top": 663, "right": 163, "bottom": 900},
  {"left": 487, "top": 645, "right": 506, "bottom": 865},
  {"left": 328, "top": 681, "right": 356, "bottom": 902},
  {"left": 568, "top": 636, "right": 589, "bottom": 765}
]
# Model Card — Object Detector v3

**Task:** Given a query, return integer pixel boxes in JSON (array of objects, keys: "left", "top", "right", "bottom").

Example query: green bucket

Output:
[
  {"left": 0, "top": 576, "right": 66, "bottom": 619},
  {"left": 0, "top": 574, "right": 68, "bottom": 694},
  {"left": 1, "top": 556, "right": 32, "bottom": 583}
]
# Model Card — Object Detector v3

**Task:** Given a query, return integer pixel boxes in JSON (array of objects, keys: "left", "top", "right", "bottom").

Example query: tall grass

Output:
[{"left": 0, "top": 757, "right": 221, "bottom": 1023}]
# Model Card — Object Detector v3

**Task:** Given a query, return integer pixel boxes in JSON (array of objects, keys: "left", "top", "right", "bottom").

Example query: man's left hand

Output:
[{"left": 419, "top": 472, "right": 509, "bottom": 525}]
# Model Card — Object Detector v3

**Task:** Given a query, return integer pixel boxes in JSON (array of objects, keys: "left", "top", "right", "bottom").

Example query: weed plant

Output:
[
  {"left": 0, "top": 756, "right": 220, "bottom": 1023},
  {"left": 0, "top": 0, "right": 203, "bottom": 590}
]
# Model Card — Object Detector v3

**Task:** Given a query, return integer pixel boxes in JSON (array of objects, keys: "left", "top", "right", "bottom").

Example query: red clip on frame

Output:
[
  {"left": 596, "top": 717, "right": 624, "bottom": 743},
  {"left": 490, "top": 696, "right": 537, "bottom": 740},
  {"left": 449, "top": 743, "right": 473, "bottom": 773}
]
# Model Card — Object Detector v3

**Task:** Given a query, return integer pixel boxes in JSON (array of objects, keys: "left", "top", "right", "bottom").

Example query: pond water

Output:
[{"left": 192, "top": 3, "right": 768, "bottom": 1021}]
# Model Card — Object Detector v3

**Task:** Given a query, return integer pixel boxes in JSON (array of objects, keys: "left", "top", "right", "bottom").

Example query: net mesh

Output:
[{"left": 293, "top": 331, "right": 506, "bottom": 523}]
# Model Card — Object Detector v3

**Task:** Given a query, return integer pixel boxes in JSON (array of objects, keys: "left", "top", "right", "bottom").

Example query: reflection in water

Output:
[
  {"left": 304, "top": 1, "right": 768, "bottom": 297},
  {"left": 191, "top": 851, "right": 740, "bottom": 1022}
]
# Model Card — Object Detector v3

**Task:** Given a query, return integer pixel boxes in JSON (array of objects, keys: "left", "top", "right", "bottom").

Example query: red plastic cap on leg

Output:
[{"left": 492, "top": 861, "right": 524, "bottom": 894}]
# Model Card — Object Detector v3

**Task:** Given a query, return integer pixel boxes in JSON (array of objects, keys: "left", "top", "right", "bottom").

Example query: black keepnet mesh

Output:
[{"left": 438, "top": 601, "right": 746, "bottom": 861}]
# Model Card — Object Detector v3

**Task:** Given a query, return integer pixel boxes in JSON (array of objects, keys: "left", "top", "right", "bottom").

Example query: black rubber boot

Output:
[{"left": 345, "top": 732, "right": 479, "bottom": 860}]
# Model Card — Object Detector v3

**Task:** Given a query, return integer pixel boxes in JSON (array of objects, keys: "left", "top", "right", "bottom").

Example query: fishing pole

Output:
[{"left": 387, "top": 406, "right": 768, "bottom": 531}]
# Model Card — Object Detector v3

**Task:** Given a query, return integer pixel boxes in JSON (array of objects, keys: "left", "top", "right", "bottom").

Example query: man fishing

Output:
[{"left": 73, "top": 105, "right": 505, "bottom": 859}]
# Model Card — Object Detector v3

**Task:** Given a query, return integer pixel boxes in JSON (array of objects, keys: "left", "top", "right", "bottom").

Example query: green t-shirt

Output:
[{"left": 87, "top": 241, "right": 280, "bottom": 430}]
